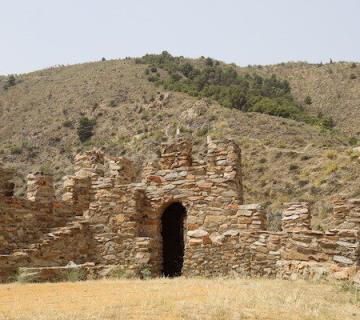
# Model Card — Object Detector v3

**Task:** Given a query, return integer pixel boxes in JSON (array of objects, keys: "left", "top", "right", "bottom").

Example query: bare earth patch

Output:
[{"left": 0, "top": 278, "right": 359, "bottom": 320}]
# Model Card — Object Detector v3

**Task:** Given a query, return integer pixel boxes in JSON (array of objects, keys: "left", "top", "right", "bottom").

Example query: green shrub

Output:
[
  {"left": 196, "top": 126, "right": 209, "bottom": 137},
  {"left": 77, "top": 117, "right": 96, "bottom": 142},
  {"left": 40, "top": 162, "right": 54, "bottom": 175},
  {"left": 205, "top": 57, "right": 214, "bottom": 66},
  {"left": 289, "top": 163, "right": 299, "bottom": 171},
  {"left": 10, "top": 145, "right": 22, "bottom": 155},
  {"left": 67, "top": 268, "right": 86, "bottom": 282},
  {"left": 140, "top": 266, "right": 152, "bottom": 280},
  {"left": 248, "top": 97, "right": 301, "bottom": 119},
  {"left": 351, "top": 63, "right": 357, "bottom": 69},
  {"left": 304, "top": 95, "right": 312, "bottom": 105},
  {"left": 320, "top": 116, "right": 335, "bottom": 130},
  {"left": 324, "top": 150, "right": 337, "bottom": 159},
  {"left": 349, "top": 137, "right": 358, "bottom": 146},
  {"left": 62, "top": 120, "right": 73, "bottom": 128},
  {"left": 147, "top": 75, "right": 160, "bottom": 83},
  {"left": 109, "top": 99, "right": 117, "bottom": 107},
  {"left": 137, "top": 52, "right": 329, "bottom": 128},
  {"left": 3, "top": 75, "right": 16, "bottom": 90}
]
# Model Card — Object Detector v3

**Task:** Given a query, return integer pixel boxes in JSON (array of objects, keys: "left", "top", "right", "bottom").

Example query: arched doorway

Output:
[{"left": 161, "top": 202, "right": 186, "bottom": 277}]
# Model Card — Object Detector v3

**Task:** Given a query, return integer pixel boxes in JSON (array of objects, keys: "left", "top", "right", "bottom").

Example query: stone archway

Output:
[{"left": 161, "top": 202, "right": 186, "bottom": 277}]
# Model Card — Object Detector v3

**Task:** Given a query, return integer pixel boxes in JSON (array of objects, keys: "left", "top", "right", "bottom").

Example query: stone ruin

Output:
[{"left": 0, "top": 137, "right": 359, "bottom": 284}]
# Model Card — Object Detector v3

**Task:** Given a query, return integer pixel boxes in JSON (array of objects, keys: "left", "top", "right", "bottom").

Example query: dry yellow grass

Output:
[{"left": 0, "top": 278, "right": 358, "bottom": 320}]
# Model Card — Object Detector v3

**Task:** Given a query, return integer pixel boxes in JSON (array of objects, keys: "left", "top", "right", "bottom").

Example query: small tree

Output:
[
  {"left": 304, "top": 96, "right": 312, "bottom": 105},
  {"left": 77, "top": 117, "right": 96, "bottom": 142},
  {"left": 3, "top": 75, "right": 16, "bottom": 90},
  {"left": 181, "top": 63, "right": 193, "bottom": 77},
  {"left": 205, "top": 57, "right": 214, "bottom": 67}
]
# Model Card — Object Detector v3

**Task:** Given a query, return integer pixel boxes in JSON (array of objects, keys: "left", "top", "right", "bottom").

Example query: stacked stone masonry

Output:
[
  {"left": 332, "top": 195, "right": 360, "bottom": 229},
  {"left": 0, "top": 137, "right": 359, "bottom": 284}
]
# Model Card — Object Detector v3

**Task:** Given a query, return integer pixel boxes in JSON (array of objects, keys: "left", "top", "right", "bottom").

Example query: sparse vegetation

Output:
[
  {"left": 304, "top": 95, "right": 312, "bottom": 105},
  {"left": 323, "top": 161, "right": 338, "bottom": 175},
  {"left": 140, "top": 266, "right": 152, "bottom": 280},
  {"left": 66, "top": 268, "right": 86, "bottom": 282},
  {"left": 62, "top": 120, "right": 73, "bottom": 128},
  {"left": 340, "top": 280, "right": 360, "bottom": 304},
  {"left": 3, "top": 74, "right": 16, "bottom": 90},
  {"left": 349, "top": 137, "right": 358, "bottom": 146},
  {"left": 40, "top": 162, "right": 54, "bottom": 175},
  {"left": 196, "top": 125, "right": 209, "bottom": 137},
  {"left": 289, "top": 163, "right": 299, "bottom": 171},
  {"left": 9, "top": 145, "right": 22, "bottom": 155},
  {"left": 109, "top": 99, "right": 117, "bottom": 107},
  {"left": 77, "top": 117, "right": 96, "bottom": 142},
  {"left": 324, "top": 150, "right": 337, "bottom": 160}
]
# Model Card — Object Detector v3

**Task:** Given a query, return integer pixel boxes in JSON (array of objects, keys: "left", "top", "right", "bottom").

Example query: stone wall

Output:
[
  {"left": 62, "top": 176, "right": 91, "bottom": 216},
  {"left": 27, "top": 173, "right": 55, "bottom": 205},
  {"left": 78, "top": 137, "right": 245, "bottom": 275},
  {"left": 332, "top": 196, "right": 360, "bottom": 229},
  {"left": 0, "top": 198, "right": 74, "bottom": 255},
  {"left": 0, "top": 166, "right": 94, "bottom": 282},
  {"left": 0, "top": 195, "right": 40, "bottom": 254},
  {"left": 281, "top": 202, "right": 311, "bottom": 231},
  {"left": 184, "top": 216, "right": 359, "bottom": 279},
  {"left": 22, "top": 219, "right": 94, "bottom": 267},
  {"left": 0, "top": 219, "right": 93, "bottom": 282},
  {"left": 0, "top": 137, "right": 360, "bottom": 285},
  {"left": 0, "top": 172, "right": 78, "bottom": 256}
]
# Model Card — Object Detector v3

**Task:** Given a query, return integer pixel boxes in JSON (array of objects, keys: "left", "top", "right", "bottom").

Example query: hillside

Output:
[
  {"left": 253, "top": 61, "right": 360, "bottom": 136},
  {"left": 0, "top": 56, "right": 360, "bottom": 229}
]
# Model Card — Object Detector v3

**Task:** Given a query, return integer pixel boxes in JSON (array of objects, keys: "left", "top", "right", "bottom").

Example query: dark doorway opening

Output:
[{"left": 161, "top": 202, "right": 186, "bottom": 277}]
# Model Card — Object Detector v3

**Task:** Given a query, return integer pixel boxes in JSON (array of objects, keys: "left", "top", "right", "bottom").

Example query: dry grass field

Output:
[{"left": 0, "top": 278, "right": 359, "bottom": 320}]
